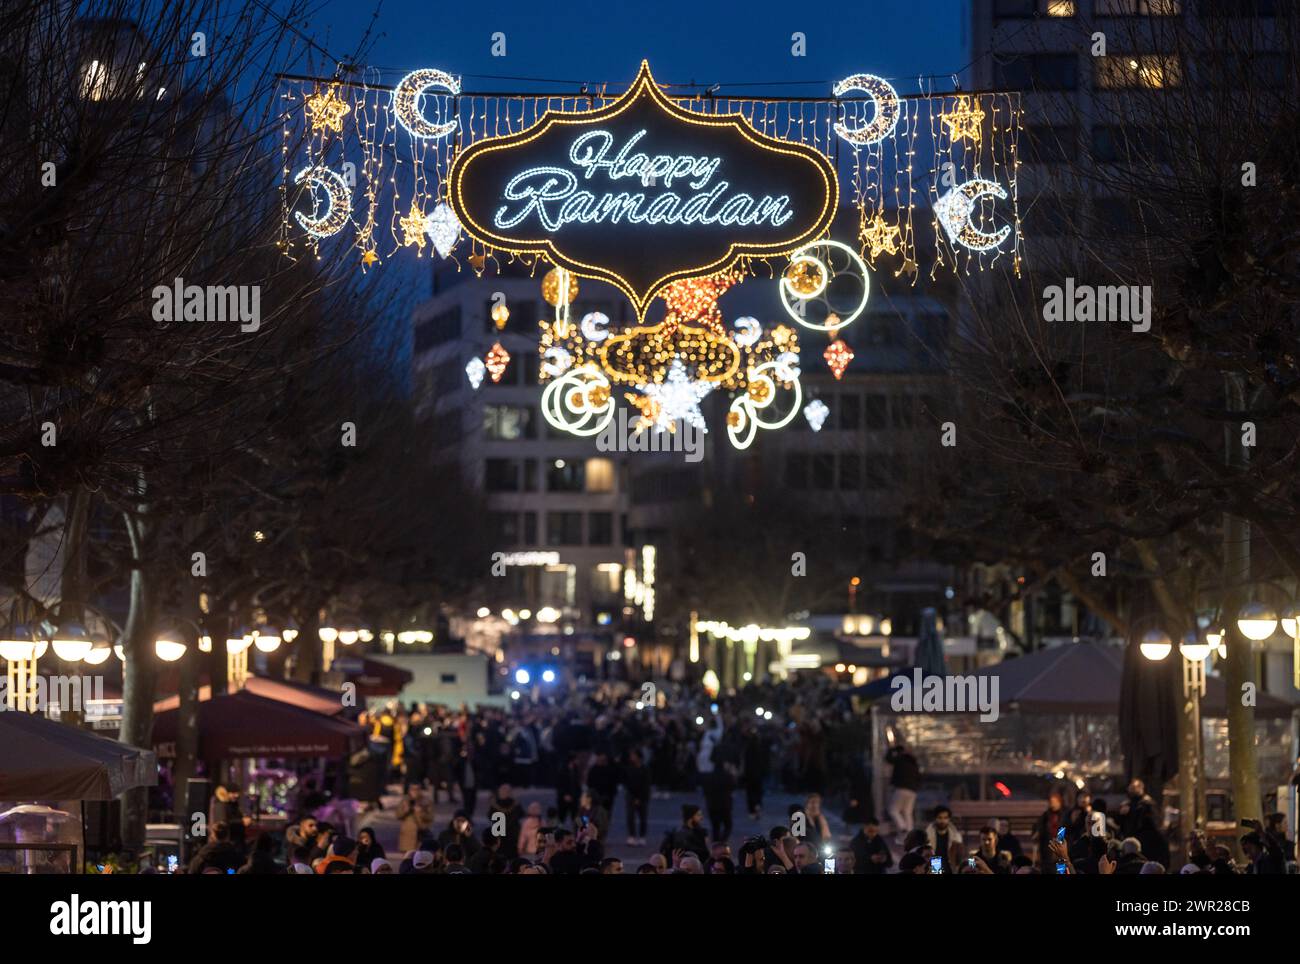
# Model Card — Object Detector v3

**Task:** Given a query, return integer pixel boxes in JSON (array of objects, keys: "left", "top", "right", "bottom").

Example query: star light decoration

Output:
[
  {"left": 803, "top": 398, "right": 830, "bottom": 432},
  {"left": 823, "top": 338, "right": 854, "bottom": 380},
  {"left": 627, "top": 359, "right": 715, "bottom": 433},
  {"left": 942, "top": 95, "right": 985, "bottom": 144},
  {"left": 400, "top": 201, "right": 431, "bottom": 252},
  {"left": 304, "top": 84, "right": 350, "bottom": 133},
  {"left": 860, "top": 213, "right": 902, "bottom": 261}
]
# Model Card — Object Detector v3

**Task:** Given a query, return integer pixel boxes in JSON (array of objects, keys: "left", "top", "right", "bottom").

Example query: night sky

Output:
[{"left": 307, "top": 0, "right": 971, "bottom": 97}]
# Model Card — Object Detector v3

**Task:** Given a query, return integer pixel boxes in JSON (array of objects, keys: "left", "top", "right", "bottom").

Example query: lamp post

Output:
[
  {"left": 1141, "top": 627, "right": 1210, "bottom": 831},
  {"left": 0, "top": 622, "right": 47, "bottom": 712}
]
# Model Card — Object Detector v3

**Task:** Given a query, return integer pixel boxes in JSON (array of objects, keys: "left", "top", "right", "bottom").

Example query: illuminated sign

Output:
[
  {"left": 500, "top": 551, "right": 561, "bottom": 567},
  {"left": 449, "top": 61, "right": 837, "bottom": 318}
]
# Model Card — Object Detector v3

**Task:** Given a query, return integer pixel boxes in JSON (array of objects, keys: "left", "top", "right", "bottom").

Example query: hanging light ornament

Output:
[
  {"left": 426, "top": 202, "right": 461, "bottom": 258},
  {"left": 804, "top": 398, "right": 830, "bottom": 432},
  {"left": 303, "top": 84, "right": 350, "bottom": 133},
  {"left": 465, "top": 357, "right": 486, "bottom": 390},
  {"left": 860, "top": 213, "right": 902, "bottom": 261},
  {"left": 400, "top": 200, "right": 430, "bottom": 252},
  {"left": 541, "top": 267, "right": 580, "bottom": 307},
  {"left": 491, "top": 300, "right": 510, "bottom": 330},
  {"left": 941, "top": 95, "right": 985, "bottom": 144},
  {"left": 824, "top": 337, "right": 854, "bottom": 380},
  {"left": 485, "top": 342, "right": 511, "bottom": 383}
]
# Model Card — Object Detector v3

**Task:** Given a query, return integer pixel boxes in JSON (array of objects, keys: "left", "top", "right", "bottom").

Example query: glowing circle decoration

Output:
[
  {"left": 542, "top": 365, "right": 616, "bottom": 437},
  {"left": 727, "top": 360, "right": 803, "bottom": 450},
  {"left": 393, "top": 68, "right": 460, "bottom": 140},
  {"left": 778, "top": 239, "right": 870, "bottom": 333}
]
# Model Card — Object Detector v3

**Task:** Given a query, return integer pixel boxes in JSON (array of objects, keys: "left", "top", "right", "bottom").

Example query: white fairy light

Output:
[
  {"left": 803, "top": 398, "right": 830, "bottom": 432},
  {"left": 465, "top": 357, "right": 486, "bottom": 390},
  {"left": 426, "top": 202, "right": 461, "bottom": 258},
  {"left": 832, "top": 74, "right": 900, "bottom": 145},
  {"left": 733, "top": 316, "right": 762, "bottom": 347},
  {"left": 633, "top": 359, "right": 715, "bottom": 433},
  {"left": 933, "top": 179, "right": 1011, "bottom": 252},
  {"left": 580, "top": 311, "right": 611, "bottom": 342},
  {"left": 393, "top": 68, "right": 460, "bottom": 139},
  {"left": 293, "top": 166, "right": 351, "bottom": 238}
]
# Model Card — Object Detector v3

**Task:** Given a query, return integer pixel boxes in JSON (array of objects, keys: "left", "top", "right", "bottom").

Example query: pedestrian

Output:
[
  {"left": 659, "top": 804, "right": 709, "bottom": 864},
  {"left": 622, "top": 748, "right": 651, "bottom": 846},
  {"left": 885, "top": 741, "right": 920, "bottom": 841},
  {"left": 850, "top": 818, "right": 893, "bottom": 874}
]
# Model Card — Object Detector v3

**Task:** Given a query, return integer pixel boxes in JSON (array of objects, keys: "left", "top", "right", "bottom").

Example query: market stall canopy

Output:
[
  {"left": 861, "top": 641, "right": 1297, "bottom": 718},
  {"left": 339, "top": 657, "right": 415, "bottom": 699},
  {"left": 152, "top": 676, "right": 345, "bottom": 717},
  {"left": 151, "top": 691, "right": 363, "bottom": 761},
  {"left": 0, "top": 711, "right": 156, "bottom": 800}
]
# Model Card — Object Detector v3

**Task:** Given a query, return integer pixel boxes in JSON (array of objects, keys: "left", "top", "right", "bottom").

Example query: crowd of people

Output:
[{"left": 175, "top": 681, "right": 1299, "bottom": 875}]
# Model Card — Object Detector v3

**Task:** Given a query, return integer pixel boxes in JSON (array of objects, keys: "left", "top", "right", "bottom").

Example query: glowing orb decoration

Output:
[
  {"left": 542, "top": 346, "right": 573, "bottom": 377},
  {"left": 542, "top": 364, "right": 616, "bottom": 437},
  {"left": 542, "top": 267, "right": 580, "bottom": 307},
  {"left": 728, "top": 360, "right": 803, "bottom": 450},
  {"left": 485, "top": 341, "right": 511, "bottom": 383},
  {"left": 393, "top": 68, "right": 460, "bottom": 139},
  {"left": 580, "top": 311, "right": 611, "bottom": 342},
  {"left": 629, "top": 359, "right": 715, "bottom": 433},
  {"left": 292, "top": 166, "right": 351, "bottom": 238},
  {"left": 426, "top": 202, "right": 462, "bottom": 258},
  {"left": 803, "top": 398, "right": 830, "bottom": 432},
  {"left": 733, "top": 317, "right": 762, "bottom": 348},
  {"left": 832, "top": 73, "right": 900, "bottom": 146},
  {"left": 933, "top": 178, "right": 1011, "bottom": 252},
  {"left": 823, "top": 339, "right": 854, "bottom": 380},
  {"left": 779, "top": 239, "right": 870, "bottom": 333},
  {"left": 783, "top": 258, "right": 826, "bottom": 298},
  {"left": 465, "top": 357, "right": 486, "bottom": 390}
]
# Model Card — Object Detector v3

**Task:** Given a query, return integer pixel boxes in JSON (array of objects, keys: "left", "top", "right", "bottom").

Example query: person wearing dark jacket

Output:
[
  {"left": 189, "top": 822, "right": 241, "bottom": 875},
  {"left": 237, "top": 833, "right": 282, "bottom": 874},
  {"left": 741, "top": 726, "right": 770, "bottom": 820},
  {"left": 546, "top": 826, "right": 602, "bottom": 874},
  {"left": 437, "top": 812, "right": 482, "bottom": 861},
  {"left": 467, "top": 828, "right": 501, "bottom": 874},
  {"left": 554, "top": 754, "right": 583, "bottom": 825},
  {"left": 487, "top": 785, "right": 524, "bottom": 858},
  {"left": 701, "top": 766, "right": 736, "bottom": 844},
  {"left": 850, "top": 819, "right": 893, "bottom": 874},
  {"left": 884, "top": 743, "right": 920, "bottom": 839},
  {"left": 585, "top": 751, "right": 620, "bottom": 813},
  {"left": 659, "top": 804, "right": 709, "bottom": 863},
  {"left": 622, "top": 749, "right": 652, "bottom": 846},
  {"left": 355, "top": 827, "right": 386, "bottom": 868}
]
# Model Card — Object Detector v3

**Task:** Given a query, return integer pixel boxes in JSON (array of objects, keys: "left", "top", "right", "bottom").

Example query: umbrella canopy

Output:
[
  {"left": 152, "top": 676, "right": 345, "bottom": 717},
  {"left": 0, "top": 711, "right": 156, "bottom": 800}
]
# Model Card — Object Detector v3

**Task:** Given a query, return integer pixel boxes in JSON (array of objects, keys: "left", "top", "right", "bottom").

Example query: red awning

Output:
[
  {"left": 343, "top": 657, "right": 414, "bottom": 699},
  {"left": 151, "top": 691, "right": 363, "bottom": 761},
  {"left": 153, "top": 676, "right": 344, "bottom": 717}
]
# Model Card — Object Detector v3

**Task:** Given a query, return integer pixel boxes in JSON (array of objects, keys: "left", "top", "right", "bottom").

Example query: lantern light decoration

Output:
[
  {"left": 465, "top": 357, "right": 486, "bottom": 390},
  {"left": 485, "top": 342, "right": 511, "bottom": 383},
  {"left": 541, "top": 267, "right": 580, "bottom": 308},
  {"left": 491, "top": 300, "right": 510, "bottom": 330},
  {"left": 823, "top": 338, "right": 854, "bottom": 380},
  {"left": 426, "top": 202, "right": 462, "bottom": 258}
]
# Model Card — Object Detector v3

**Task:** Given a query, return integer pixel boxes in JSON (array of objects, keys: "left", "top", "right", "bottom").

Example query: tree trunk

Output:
[
  {"left": 172, "top": 593, "right": 203, "bottom": 825},
  {"left": 292, "top": 607, "right": 321, "bottom": 684},
  {"left": 57, "top": 486, "right": 92, "bottom": 728},
  {"left": 1223, "top": 374, "right": 1261, "bottom": 823},
  {"left": 118, "top": 514, "right": 157, "bottom": 850}
]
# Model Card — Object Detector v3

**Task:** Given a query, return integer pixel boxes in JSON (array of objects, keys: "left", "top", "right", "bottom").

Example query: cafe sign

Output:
[{"left": 449, "top": 61, "right": 838, "bottom": 317}]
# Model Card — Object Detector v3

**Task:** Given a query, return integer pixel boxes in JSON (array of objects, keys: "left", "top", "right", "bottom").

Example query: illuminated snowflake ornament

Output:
[
  {"left": 803, "top": 398, "right": 830, "bottom": 432},
  {"left": 629, "top": 359, "right": 715, "bottom": 433}
]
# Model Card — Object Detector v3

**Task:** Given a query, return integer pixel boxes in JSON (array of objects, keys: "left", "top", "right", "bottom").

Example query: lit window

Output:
[
  {"left": 1045, "top": 0, "right": 1076, "bottom": 14},
  {"left": 81, "top": 60, "right": 108, "bottom": 101},
  {"left": 585, "top": 457, "right": 615, "bottom": 493},
  {"left": 1094, "top": 55, "right": 1182, "bottom": 89}
]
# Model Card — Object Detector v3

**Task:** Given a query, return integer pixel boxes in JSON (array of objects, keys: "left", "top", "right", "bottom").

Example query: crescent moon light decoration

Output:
[
  {"left": 933, "top": 178, "right": 1012, "bottom": 252},
  {"left": 542, "top": 346, "right": 573, "bottom": 378},
  {"left": 580, "top": 311, "right": 611, "bottom": 342},
  {"left": 727, "top": 361, "right": 803, "bottom": 451},
  {"left": 393, "top": 68, "right": 460, "bottom": 140},
  {"left": 733, "top": 316, "right": 762, "bottom": 348},
  {"left": 832, "top": 74, "right": 900, "bottom": 146},
  {"left": 293, "top": 166, "right": 351, "bottom": 238},
  {"left": 778, "top": 239, "right": 870, "bottom": 333}
]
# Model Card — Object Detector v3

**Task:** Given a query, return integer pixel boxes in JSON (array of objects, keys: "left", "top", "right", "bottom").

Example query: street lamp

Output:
[
  {"left": 1139, "top": 628, "right": 1172, "bottom": 661},
  {"left": 0, "top": 622, "right": 46, "bottom": 711},
  {"left": 1236, "top": 602, "right": 1278, "bottom": 641},
  {"left": 154, "top": 632, "right": 187, "bottom": 662},
  {"left": 1282, "top": 602, "right": 1300, "bottom": 689},
  {"left": 254, "top": 626, "right": 282, "bottom": 653},
  {"left": 48, "top": 620, "right": 94, "bottom": 662},
  {"left": 226, "top": 633, "right": 252, "bottom": 691}
]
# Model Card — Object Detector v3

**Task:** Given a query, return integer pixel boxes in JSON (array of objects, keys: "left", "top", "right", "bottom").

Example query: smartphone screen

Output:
[
  {"left": 166, "top": 854, "right": 178, "bottom": 873},
  {"left": 1055, "top": 861, "right": 1067, "bottom": 875},
  {"left": 226, "top": 867, "right": 235, "bottom": 875},
  {"left": 1056, "top": 826, "right": 1067, "bottom": 843},
  {"left": 823, "top": 857, "right": 836, "bottom": 874},
  {"left": 929, "top": 856, "right": 943, "bottom": 874},
  {"left": 967, "top": 857, "right": 976, "bottom": 869}
]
